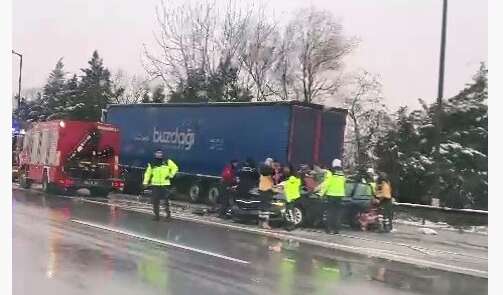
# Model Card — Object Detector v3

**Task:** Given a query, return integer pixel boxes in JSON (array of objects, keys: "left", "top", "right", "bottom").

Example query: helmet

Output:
[
  {"left": 264, "top": 157, "right": 274, "bottom": 166},
  {"left": 331, "top": 158, "right": 342, "bottom": 168}
]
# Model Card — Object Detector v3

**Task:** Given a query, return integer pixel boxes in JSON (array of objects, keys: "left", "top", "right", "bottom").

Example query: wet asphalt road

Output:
[{"left": 13, "top": 189, "right": 487, "bottom": 295}]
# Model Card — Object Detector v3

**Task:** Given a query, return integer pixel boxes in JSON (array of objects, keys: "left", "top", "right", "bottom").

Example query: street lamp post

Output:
[
  {"left": 12, "top": 50, "right": 23, "bottom": 108},
  {"left": 434, "top": 0, "right": 448, "bottom": 202}
]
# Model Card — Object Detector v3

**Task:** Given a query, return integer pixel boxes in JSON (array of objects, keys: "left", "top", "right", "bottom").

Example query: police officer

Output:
[
  {"left": 143, "top": 149, "right": 179, "bottom": 221},
  {"left": 318, "top": 159, "right": 346, "bottom": 234}
]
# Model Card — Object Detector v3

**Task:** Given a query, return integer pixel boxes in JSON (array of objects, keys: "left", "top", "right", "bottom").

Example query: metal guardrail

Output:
[{"left": 394, "top": 202, "right": 488, "bottom": 215}]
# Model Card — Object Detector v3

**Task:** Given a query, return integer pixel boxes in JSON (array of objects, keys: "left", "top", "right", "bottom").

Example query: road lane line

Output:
[
  {"left": 13, "top": 187, "right": 487, "bottom": 277},
  {"left": 70, "top": 219, "right": 249, "bottom": 265}
]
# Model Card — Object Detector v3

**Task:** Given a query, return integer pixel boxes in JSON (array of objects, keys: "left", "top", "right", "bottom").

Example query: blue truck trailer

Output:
[{"left": 105, "top": 101, "right": 347, "bottom": 204}]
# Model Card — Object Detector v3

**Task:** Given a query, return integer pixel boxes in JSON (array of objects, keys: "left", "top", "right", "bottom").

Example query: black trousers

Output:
[
  {"left": 379, "top": 198, "right": 393, "bottom": 230},
  {"left": 151, "top": 186, "right": 170, "bottom": 218},
  {"left": 258, "top": 190, "right": 274, "bottom": 221},
  {"left": 325, "top": 198, "right": 343, "bottom": 232},
  {"left": 218, "top": 185, "right": 233, "bottom": 216}
]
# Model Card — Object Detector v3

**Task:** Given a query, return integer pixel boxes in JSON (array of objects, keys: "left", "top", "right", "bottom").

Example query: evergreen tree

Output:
[
  {"left": 375, "top": 63, "right": 488, "bottom": 209},
  {"left": 169, "top": 69, "right": 209, "bottom": 103},
  {"left": 169, "top": 61, "right": 252, "bottom": 103},
  {"left": 73, "top": 50, "right": 112, "bottom": 120},
  {"left": 141, "top": 89, "right": 151, "bottom": 103},
  {"left": 42, "top": 58, "right": 67, "bottom": 119}
]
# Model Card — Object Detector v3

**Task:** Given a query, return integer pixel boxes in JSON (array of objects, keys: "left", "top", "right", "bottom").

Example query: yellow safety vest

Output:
[
  {"left": 370, "top": 182, "right": 377, "bottom": 195},
  {"left": 376, "top": 180, "right": 392, "bottom": 199},
  {"left": 143, "top": 159, "right": 179, "bottom": 186},
  {"left": 319, "top": 171, "right": 345, "bottom": 198},
  {"left": 284, "top": 176, "right": 301, "bottom": 203}
]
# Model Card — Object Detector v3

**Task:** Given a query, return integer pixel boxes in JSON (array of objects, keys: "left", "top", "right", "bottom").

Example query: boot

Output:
[
  {"left": 384, "top": 218, "right": 392, "bottom": 233},
  {"left": 377, "top": 215, "right": 385, "bottom": 233},
  {"left": 261, "top": 220, "right": 272, "bottom": 230},
  {"left": 259, "top": 215, "right": 272, "bottom": 230},
  {"left": 165, "top": 203, "right": 171, "bottom": 221}
]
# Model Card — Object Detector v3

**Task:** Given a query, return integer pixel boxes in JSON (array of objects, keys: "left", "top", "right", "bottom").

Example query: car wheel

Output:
[
  {"left": 188, "top": 183, "right": 201, "bottom": 203},
  {"left": 287, "top": 206, "right": 304, "bottom": 226},
  {"left": 207, "top": 185, "right": 220, "bottom": 206}
]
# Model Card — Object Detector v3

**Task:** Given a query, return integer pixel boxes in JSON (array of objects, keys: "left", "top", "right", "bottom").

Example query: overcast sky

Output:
[{"left": 12, "top": 0, "right": 487, "bottom": 109}]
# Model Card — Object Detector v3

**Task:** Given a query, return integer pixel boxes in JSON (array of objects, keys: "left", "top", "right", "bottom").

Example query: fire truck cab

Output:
[{"left": 18, "top": 120, "right": 123, "bottom": 197}]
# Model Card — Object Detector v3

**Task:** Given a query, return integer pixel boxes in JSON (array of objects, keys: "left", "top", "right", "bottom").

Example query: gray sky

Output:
[{"left": 12, "top": 0, "right": 487, "bottom": 109}]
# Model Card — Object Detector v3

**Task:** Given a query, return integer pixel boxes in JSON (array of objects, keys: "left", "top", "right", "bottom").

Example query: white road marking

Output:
[
  {"left": 70, "top": 219, "right": 249, "bottom": 265},
  {"left": 13, "top": 187, "right": 487, "bottom": 278}
]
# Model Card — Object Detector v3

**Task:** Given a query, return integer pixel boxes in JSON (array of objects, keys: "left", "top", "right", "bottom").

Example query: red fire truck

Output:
[{"left": 18, "top": 120, "right": 124, "bottom": 197}]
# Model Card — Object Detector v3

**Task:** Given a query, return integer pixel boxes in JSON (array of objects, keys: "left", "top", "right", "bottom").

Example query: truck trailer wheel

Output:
[
  {"left": 188, "top": 183, "right": 201, "bottom": 203},
  {"left": 123, "top": 171, "right": 142, "bottom": 195},
  {"left": 207, "top": 185, "right": 221, "bottom": 206}
]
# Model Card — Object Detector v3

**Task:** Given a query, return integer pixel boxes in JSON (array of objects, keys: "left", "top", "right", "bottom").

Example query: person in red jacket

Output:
[
  {"left": 218, "top": 160, "right": 239, "bottom": 217},
  {"left": 221, "top": 160, "right": 239, "bottom": 186}
]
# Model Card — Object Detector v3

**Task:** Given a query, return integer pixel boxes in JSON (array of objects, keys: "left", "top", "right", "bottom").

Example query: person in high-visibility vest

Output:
[
  {"left": 318, "top": 159, "right": 346, "bottom": 234},
  {"left": 143, "top": 149, "right": 179, "bottom": 221},
  {"left": 375, "top": 173, "right": 393, "bottom": 232},
  {"left": 281, "top": 164, "right": 302, "bottom": 231}
]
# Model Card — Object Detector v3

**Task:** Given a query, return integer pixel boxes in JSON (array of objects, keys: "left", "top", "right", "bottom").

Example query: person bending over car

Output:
[{"left": 281, "top": 165, "right": 302, "bottom": 231}]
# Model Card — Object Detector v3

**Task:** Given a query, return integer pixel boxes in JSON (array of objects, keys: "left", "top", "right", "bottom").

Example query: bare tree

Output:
[
  {"left": 272, "top": 25, "right": 298, "bottom": 100},
  {"left": 288, "top": 7, "right": 357, "bottom": 103},
  {"left": 143, "top": 0, "right": 218, "bottom": 91},
  {"left": 110, "top": 70, "right": 150, "bottom": 104},
  {"left": 344, "top": 71, "right": 389, "bottom": 169},
  {"left": 239, "top": 8, "right": 280, "bottom": 101}
]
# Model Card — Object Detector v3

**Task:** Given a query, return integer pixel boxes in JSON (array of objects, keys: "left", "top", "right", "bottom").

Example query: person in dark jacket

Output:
[
  {"left": 272, "top": 160, "right": 284, "bottom": 185},
  {"left": 218, "top": 160, "right": 239, "bottom": 218},
  {"left": 236, "top": 158, "right": 259, "bottom": 196}
]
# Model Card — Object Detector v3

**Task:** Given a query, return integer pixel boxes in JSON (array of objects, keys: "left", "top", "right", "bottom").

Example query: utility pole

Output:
[
  {"left": 434, "top": 0, "right": 448, "bottom": 202},
  {"left": 12, "top": 50, "right": 23, "bottom": 108}
]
